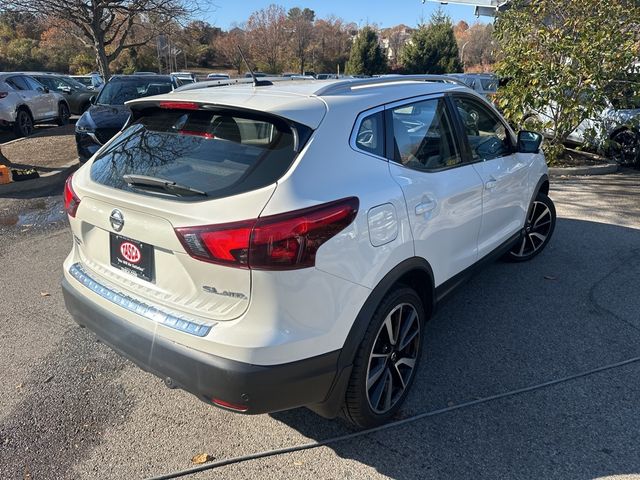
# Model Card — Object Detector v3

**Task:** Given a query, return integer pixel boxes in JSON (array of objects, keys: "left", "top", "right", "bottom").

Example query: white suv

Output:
[
  {"left": 0, "top": 73, "right": 71, "bottom": 137},
  {"left": 62, "top": 76, "right": 555, "bottom": 427}
]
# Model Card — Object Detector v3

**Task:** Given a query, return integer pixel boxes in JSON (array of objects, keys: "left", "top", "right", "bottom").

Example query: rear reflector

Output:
[
  {"left": 175, "top": 197, "right": 359, "bottom": 270},
  {"left": 63, "top": 174, "right": 81, "bottom": 217},
  {"left": 159, "top": 101, "right": 199, "bottom": 110},
  {"left": 212, "top": 398, "right": 249, "bottom": 412}
]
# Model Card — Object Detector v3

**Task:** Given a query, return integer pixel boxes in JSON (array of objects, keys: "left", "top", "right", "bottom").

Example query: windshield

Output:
[
  {"left": 74, "top": 77, "right": 92, "bottom": 87},
  {"left": 62, "top": 76, "right": 88, "bottom": 90},
  {"left": 96, "top": 79, "right": 173, "bottom": 105},
  {"left": 90, "top": 108, "right": 310, "bottom": 200},
  {"left": 480, "top": 78, "right": 498, "bottom": 92}
]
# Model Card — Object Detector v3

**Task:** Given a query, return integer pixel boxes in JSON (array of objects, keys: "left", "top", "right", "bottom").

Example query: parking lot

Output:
[{"left": 0, "top": 170, "right": 638, "bottom": 479}]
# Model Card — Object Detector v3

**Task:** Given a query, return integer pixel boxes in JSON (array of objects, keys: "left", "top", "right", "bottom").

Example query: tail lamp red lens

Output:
[
  {"left": 63, "top": 174, "right": 81, "bottom": 217},
  {"left": 175, "top": 197, "right": 359, "bottom": 270}
]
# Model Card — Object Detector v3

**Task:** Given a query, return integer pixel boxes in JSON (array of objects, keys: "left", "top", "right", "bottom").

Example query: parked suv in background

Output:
[
  {"left": 0, "top": 73, "right": 70, "bottom": 137},
  {"left": 75, "top": 74, "right": 178, "bottom": 162},
  {"left": 29, "top": 73, "right": 94, "bottom": 115},
  {"left": 62, "top": 76, "right": 555, "bottom": 427}
]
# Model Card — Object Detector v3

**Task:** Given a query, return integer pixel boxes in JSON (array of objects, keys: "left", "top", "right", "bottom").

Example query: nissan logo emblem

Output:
[{"left": 109, "top": 209, "right": 124, "bottom": 232}]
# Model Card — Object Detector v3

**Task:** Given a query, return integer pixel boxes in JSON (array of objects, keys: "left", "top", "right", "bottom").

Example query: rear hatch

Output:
[{"left": 70, "top": 101, "right": 312, "bottom": 322}]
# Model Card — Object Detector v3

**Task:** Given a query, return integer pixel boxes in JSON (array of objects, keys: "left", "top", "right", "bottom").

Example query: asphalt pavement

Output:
[{"left": 1, "top": 171, "right": 639, "bottom": 480}]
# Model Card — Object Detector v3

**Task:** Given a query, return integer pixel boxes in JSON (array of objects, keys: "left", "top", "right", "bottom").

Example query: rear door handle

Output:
[
  {"left": 485, "top": 178, "right": 498, "bottom": 190},
  {"left": 415, "top": 199, "right": 437, "bottom": 216}
]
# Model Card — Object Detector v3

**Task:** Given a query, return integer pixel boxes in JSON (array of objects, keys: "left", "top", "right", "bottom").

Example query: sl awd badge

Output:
[{"left": 109, "top": 209, "right": 124, "bottom": 232}]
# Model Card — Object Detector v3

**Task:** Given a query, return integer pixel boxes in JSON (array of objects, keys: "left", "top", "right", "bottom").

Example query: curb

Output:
[
  {"left": 549, "top": 163, "right": 619, "bottom": 177},
  {"left": 0, "top": 160, "right": 79, "bottom": 197}
]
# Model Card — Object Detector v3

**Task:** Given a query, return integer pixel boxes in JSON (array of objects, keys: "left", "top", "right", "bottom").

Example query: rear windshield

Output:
[
  {"left": 96, "top": 79, "right": 174, "bottom": 105},
  {"left": 90, "top": 108, "right": 310, "bottom": 201}
]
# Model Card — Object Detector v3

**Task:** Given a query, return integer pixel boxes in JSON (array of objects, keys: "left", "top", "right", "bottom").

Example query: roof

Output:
[{"left": 126, "top": 76, "right": 469, "bottom": 129}]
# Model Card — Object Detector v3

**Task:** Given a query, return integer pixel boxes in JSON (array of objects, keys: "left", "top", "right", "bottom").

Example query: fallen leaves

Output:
[
  {"left": 40, "top": 292, "right": 51, "bottom": 297},
  {"left": 191, "top": 453, "right": 214, "bottom": 464},
  {"left": 544, "top": 275, "right": 557, "bottom": 280}
]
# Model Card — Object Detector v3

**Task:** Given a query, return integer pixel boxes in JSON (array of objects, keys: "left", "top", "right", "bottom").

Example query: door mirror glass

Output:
[{"left": 517, "top": 131, "right": 543, "bottom": 154}]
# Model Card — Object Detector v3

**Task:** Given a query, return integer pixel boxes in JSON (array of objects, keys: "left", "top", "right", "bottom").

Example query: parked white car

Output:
[
  {"left": 62, "top": 76, "right": 554, "bottom": 427},
  {"left": 524, "top": 79, "right": 640, "bottom": 165},
  {"left": 207, "top": 73, "right": 230, "bottom": 80},
  {"left": 0, "top": 73, "right": 70, "bottom": 137}
]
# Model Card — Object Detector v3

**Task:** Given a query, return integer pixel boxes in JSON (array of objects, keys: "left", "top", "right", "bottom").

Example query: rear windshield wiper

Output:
[{"left": 122, "top": 174, "right": 207, "bottom": 197}]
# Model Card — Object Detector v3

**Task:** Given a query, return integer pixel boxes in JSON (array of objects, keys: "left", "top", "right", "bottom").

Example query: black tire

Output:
[
  {"left": 609, "top": 129, "right": 640, "bottom": 167},
  {"left": 13, "top": 109, "right": 33, "bottom": 137},
  {"left": 504, "top": 192, "right": 556, "bottom": 262},
  {"left": 342, "top": 287, "right": 425, "bottom": 428},
  {"left": 56, "top": 102, "right": 70, "bottom": 126}
]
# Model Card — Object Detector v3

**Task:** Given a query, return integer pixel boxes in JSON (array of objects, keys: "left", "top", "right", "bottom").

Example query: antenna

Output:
[{"left": 236, "top": 46, "right": 272, "bottom": 87}]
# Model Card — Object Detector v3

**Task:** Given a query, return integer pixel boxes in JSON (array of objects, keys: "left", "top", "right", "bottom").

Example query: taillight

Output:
[
  {"left": 175, "top": 197, "right": 359, "bottom": 270},
  {"left": 63, "top": 174, "right": 81, "bottom": 217},
  {"left": 0, "top": 92, "right": 8, "bottom": 99},
  {"left": 159, "top": 101, "right": 199, "bottom": 110}
]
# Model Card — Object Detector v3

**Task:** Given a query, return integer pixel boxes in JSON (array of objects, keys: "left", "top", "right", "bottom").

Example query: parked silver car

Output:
[{"left": 0, "top": 73, "right": 70, "bottom": 137}]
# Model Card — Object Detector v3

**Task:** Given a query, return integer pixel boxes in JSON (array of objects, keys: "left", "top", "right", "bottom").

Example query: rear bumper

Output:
[{"left": 62, "top": 278, "right": 341, "bottom": 414}]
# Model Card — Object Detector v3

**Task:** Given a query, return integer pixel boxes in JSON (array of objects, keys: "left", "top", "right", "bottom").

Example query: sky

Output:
[{"left": 203, "top": 1, "right": 487, "bottom": 30}]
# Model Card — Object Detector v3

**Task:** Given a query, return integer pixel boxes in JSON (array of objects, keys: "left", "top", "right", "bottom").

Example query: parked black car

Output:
[
  {"left": 75, "top": 75, "right": 177, "bottom": 162},
  {"left": 29, "top": 73, "right": 94, "bottom": 115}
]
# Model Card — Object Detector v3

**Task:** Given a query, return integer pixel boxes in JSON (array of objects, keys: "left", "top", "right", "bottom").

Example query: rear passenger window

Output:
[
  {"left": 6, "top": 76, "right": 29, "bottom": 91},
  {"left": 390, "top": 98, "right": 461, "bottom": 171},
  {"left": 354, "top": 111, "right": 384, "bottom": 157}
]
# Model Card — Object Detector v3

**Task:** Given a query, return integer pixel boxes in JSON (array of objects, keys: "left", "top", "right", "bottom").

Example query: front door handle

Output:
[
  {"left": 485, "top": 177, "right": 498, "bottom": 190},
  {"left": 415, "top": 199, "right": 437, "bottom": 216}
]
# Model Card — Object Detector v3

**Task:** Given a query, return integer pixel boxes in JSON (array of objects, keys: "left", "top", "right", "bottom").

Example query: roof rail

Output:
[
  {"left": 174, "top": 76, "right": 313, "bottom": 93},
  {"left": 314, "top": 75, "right": 467, "bottom": 96}
]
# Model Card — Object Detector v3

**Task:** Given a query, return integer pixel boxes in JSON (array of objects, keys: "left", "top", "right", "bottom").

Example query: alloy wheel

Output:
[
  {"left": 17, "top": 111, "right": 33, "bottom": 136},
  {"left": 611, "top": 130, "right": 640, "bottom": 166},
  {"left": 511, "top": 200, "right": 553, "bottom": 258},
  {"left": 366, "top": 302, "right": 421, "bottom": 414}
]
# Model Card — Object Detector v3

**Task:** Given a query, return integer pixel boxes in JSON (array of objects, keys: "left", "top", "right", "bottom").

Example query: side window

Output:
[
  {"left": 6, "top": 76, "right": 29, "bottom": 91},
  {"left": 23, "top": 76, "right": 44, "bottom": 91},
  {"left": 453, "top": 97, "right": 512, "bottom": 161},
  {"left": 390, "top": 98, "right": 461, "bottom": 171},
  {"left": 354, "top": 111, "right": 384, "bottom": 157}
]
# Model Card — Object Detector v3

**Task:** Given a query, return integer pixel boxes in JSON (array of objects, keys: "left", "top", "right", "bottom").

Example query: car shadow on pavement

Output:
[{"left": 270, "top": 217, "right": 640, "bottom": 479}]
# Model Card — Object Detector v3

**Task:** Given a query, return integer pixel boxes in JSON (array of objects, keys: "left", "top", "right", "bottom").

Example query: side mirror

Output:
[
  {"left": 517, "top": 131, "right": 543, "bottom": 154},
  {"left": 89, "top": 95, "right": 96, "bottom": 105},
  {"left": 38, "top": 86, "right": 49, "bottom": 94},
  {"left": 60, "top": 86, "right": 72, "bottom": 94}
]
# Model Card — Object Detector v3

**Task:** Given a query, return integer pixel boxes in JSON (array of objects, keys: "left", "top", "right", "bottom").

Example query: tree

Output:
[
  {"left": 401, "top": 10, "right": 462, "bottom": 74},
  {"left": 494, "top": 0, "right": 640, "bottom": 162},
  {"left": 287, "top": 7, "right": 315, "bottom": 74},
  {"left": 246, "top": 4, "right": 288, "bottom": 73},
  {"left": 345, "top": 26, "right": 387, "bottom": 76},
  {"left": 2, "top": 0, "right": 194, "bottom": 80},
  {"left": 313, "top": 17, "right": 352, "bottom": 74},
  {"left": 457, "top": 23, "right": 496, "bottom": 71},
  {"left": 384, "top": 25, "right": 411, "bottom": 70},
  {"left": 216, "top": 27, "right": 250, "bottom": 74}
]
